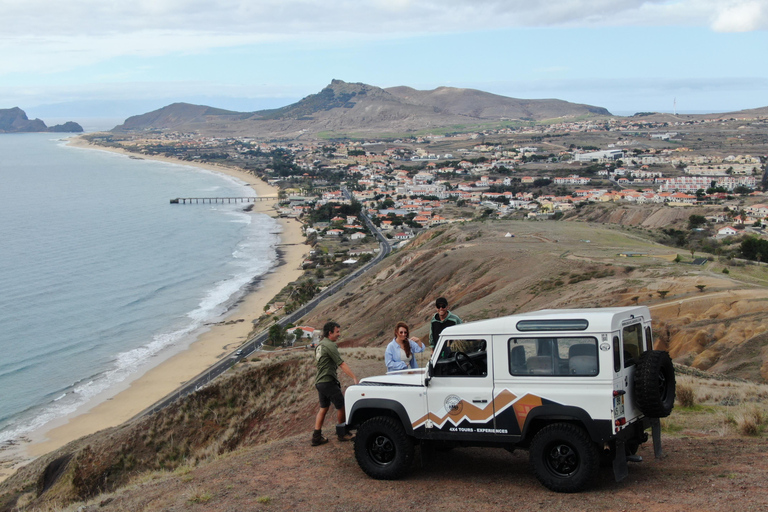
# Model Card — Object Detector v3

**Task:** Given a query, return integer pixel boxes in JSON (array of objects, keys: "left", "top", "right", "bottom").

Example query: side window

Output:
[
  {"left": 508, "top": 337, "right": 598, "bottom": 376},
  {"left": 622, "top": 323, "right": 644, "bottom": 368},
  {"left": 434, "top": 338, "right": 487, "bottom": 377}
]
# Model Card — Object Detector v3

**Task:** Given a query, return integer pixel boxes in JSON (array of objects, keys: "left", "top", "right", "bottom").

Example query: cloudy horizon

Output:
[{"left": 2, "top": 1, "right": 767, "bottom": 122}]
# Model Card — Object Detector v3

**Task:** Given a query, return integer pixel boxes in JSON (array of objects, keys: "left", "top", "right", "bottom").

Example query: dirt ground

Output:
[
  {"left": 67, "top": 431, "right": 768, "bottom": 512},
  {"left": 45, "top": 351, "right": 768, "bottom": 512}
]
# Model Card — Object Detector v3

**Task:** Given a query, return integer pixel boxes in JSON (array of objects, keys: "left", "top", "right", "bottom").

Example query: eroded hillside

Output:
[{"left": 302, "top": 220, "right": 768, "bottom": 382}]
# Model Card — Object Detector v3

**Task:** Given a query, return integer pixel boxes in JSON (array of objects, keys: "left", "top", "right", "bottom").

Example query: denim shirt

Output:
[{"left": 385, "top": 338, "right": 425, "bottom": 372}]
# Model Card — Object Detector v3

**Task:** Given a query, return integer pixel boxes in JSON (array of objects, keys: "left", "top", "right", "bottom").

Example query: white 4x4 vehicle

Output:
[{"left": 342, "top": 307, "right": 675, "bottom": 492}]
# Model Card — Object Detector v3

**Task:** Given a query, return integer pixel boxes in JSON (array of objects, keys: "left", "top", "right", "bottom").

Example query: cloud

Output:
[
  {"left": 2, "top": 0, "right": 766, "bottom": 98},
  {"left": 3, "top": 1, "right": 765, "bottom": 40},
  {"left": 711, "top": 1, "right": 767, "bottom": 32}
]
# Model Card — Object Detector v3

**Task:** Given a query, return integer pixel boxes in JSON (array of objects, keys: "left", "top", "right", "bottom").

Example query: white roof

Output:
[{"left": 440, "top": 307, "right": 651, "bottom": 337}]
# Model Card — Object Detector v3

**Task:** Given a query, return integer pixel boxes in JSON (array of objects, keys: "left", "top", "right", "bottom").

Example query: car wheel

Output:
[
  {"left": 530, "top": 423, "right": 599, "bottom": 493},
  {"left": 354, "top": 416, "right": 414, "bottom": 480},
  {"left": 634, "top": 350, "right": 676, "bottom": 418}
]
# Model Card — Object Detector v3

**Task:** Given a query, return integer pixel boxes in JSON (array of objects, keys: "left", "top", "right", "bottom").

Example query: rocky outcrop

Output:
[
  {"left": 0, "top": 107, "right": 47, "bottom": 132},
  {"left": 0, "top": 107, "right": 82, "bottom": 133},
  {"left": 47, "top": 121, "right": 84, "bottom": 133}
]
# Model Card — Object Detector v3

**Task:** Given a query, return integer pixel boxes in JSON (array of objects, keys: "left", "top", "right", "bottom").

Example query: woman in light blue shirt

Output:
[{"left": 385, "top": 321, "right": 426, "bottom": 372}]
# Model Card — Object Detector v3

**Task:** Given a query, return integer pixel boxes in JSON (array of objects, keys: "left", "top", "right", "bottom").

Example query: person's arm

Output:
[
  {"left": 339, "top": 361, "right": 358, "bottom": 384},
  {"left": 411, "top": 338, "right": 425, "bottom": 354}
]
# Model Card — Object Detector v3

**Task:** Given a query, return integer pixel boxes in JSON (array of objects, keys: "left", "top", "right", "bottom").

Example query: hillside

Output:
[
  {"left": 115, "top": 103, "right": 249, "bottom": 132},
  {"left": 0, "top": 108, "right": 83, "bottom": 133},
  {"left": 1, "top": 349, "right": 766, "bottom": 511},
  {"left": 2, "top": 219, "right": 768, "bottom": 510},
  {"left": 111, "top": 80, "right": 612, "bottom": 138},
  {"left": 385, "top": 85, "right": 610, "bottom": 119},
  {"left": 301, "top": 220, "right": 768, "bottom": 382}
]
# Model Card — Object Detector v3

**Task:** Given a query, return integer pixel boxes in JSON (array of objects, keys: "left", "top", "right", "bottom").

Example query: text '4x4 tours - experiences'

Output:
[{"left": 340, "top": 307, "right": 675, "bottom": 493}]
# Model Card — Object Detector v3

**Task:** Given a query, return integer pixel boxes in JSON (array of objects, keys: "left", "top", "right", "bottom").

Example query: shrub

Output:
[
  {"left": 737, "top": 405, "right": 765, "bottom": 436},
  {"left": 187, "top": 487, "right": 213, "bottom": 504},
  {"left": 677, "top": 383, "right": 696, "bottom": 407}
]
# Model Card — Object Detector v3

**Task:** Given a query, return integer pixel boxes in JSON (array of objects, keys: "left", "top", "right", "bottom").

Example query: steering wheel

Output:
[{"left": 454, "top": 351, "right": 477, "bottom": 375}]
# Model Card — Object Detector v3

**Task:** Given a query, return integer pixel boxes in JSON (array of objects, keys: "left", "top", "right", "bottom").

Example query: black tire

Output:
[
  {"left": 634, "top": 350, "right": 676, "bottom": 418},
  {"left": 529, "top": 423, "right": 599, "bottom": 493},
  {"left": 354, "top": 416, "right": 414, "bottom": 480}
]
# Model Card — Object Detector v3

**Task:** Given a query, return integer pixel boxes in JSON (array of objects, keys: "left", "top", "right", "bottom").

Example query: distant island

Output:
[{"left": 0, "top": 107, "right": 83, "bottom": 133}]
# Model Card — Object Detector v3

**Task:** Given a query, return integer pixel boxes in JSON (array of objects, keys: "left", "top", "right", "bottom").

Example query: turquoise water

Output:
[{"left": 0, "top": 133, "right": 279, "bottom": 443}]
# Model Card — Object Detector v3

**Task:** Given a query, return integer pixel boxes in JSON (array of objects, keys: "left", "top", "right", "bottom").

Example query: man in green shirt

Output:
[
  {"left": 312, "top": 321, "right": 359, "bottom": 446},
  {"left": 429, "top": 296, "right": 462, "bottom": 351}
]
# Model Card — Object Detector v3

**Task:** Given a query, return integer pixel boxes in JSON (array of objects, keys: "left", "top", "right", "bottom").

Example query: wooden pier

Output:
[{"left": 170, "top": 196, "right": 277, "bottom": 204}]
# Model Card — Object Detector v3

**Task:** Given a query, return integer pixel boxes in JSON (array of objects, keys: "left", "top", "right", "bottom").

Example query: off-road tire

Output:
[
  {"left": 634, "top": 350, "right": 676, "bottom": 418},
  {"left": 530, "top": 423, "right": 599, "bottom": 493},
  {"left": 354, "top": 416, "right": 414, "bottom": 480}
]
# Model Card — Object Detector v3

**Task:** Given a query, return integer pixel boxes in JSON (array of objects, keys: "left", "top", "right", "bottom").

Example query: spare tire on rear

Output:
[{"left": 634, "top": 350, "right": 676, "bottom": 418}]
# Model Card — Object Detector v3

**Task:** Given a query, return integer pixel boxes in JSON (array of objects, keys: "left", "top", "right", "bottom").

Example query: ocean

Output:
[{"left": 0, "top": 133, "right": 279, "bottom": 444}]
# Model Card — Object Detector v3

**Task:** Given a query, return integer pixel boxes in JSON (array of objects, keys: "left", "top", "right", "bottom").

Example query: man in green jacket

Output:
[
  {"left": 429, "top": 297, "right": 462, "bottom": 351},
  {"left": 312, "top": 321, "right": 358, "bottom": 446}
]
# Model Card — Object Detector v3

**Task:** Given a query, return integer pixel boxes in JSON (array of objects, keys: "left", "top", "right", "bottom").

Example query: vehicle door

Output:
[
  {"left": 425, "top": 336, "right": 495, "bottom": 437},
  {"left": 613, "top": 319, "right": 647, "bottom": 424}
]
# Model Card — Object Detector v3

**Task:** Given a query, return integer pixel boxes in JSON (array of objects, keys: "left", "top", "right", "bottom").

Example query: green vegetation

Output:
[{"left": 740, "top": 236, "right": 768, "bottom": 262}]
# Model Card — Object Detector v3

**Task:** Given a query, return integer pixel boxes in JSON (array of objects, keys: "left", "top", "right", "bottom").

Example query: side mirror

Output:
[{"left": 425, "top": 361, "right": 434, "bottom": 386}]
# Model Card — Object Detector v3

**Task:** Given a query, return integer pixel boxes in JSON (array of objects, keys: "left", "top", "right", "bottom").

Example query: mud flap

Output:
[
  {"left": 651, "top": 417, "right": 663, "bottom": 458},
  {"left": 336, "top": 422, "right": 349, "bottom": 438},
  {"left": 612, "top": 438, "right": 629, "bottom": 482}
]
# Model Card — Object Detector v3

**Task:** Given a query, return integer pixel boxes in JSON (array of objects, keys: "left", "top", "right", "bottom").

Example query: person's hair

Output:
[
  {"left": 394, "top": 321, "right": 411, "bottom": 358},
  {"left": 435, "top": 297, "right": 448, "bottom": 308},
  {"left": 323, "top": 321, "right": 340, "bottom": 338}
]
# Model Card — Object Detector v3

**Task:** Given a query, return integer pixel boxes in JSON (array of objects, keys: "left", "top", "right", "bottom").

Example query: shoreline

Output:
[{"left": 0, "top": 136, "right": 307, "bottom": 482}]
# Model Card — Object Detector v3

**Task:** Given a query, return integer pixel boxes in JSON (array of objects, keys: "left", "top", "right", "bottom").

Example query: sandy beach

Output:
[{"left": 0, "top": 136, "right": 307, "bottom": 481}]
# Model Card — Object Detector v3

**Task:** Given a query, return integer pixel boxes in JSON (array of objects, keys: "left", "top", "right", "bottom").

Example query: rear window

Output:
[
  {"left": 622, "top": 323, "right": 644, "bottom": 368},
  {"left": 508, "top": 337, "right": 598, "bottom": 376}
]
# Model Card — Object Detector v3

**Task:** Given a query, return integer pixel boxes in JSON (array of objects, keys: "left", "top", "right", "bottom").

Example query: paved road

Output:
[{"left": 132, "top": 189, "right": 391, "bottom": 420}]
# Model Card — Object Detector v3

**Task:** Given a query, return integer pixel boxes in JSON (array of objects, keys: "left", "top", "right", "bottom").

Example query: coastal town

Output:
[
  {"left": 78, "top": 112, "right": 768, "bottom": 341},
  {"left": 90, "top": 111, "right": 767, "bottom": 243}
]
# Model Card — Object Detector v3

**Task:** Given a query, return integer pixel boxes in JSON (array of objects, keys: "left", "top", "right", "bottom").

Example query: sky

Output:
[{"left": 2, "top": 0, "right": 767, "bottom": 124}]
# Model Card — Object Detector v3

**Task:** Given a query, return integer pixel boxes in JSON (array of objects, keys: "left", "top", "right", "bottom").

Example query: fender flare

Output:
[
  {"left": 521, "top": 404, "right": 612, "bottom": 443},
  {"left": 348, "top": 398, "right": 414, "bottom": 434}
]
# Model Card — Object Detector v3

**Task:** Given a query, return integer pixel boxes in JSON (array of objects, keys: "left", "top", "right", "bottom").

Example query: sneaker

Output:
[
  {"left": 311, "top": 434, "right": 329, "bottom": 446},
  {"left": 337, "top": 433, "right": 355, "bottom": 442}
]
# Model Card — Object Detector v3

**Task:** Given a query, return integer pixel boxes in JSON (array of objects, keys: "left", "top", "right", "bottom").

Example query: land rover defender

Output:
[{"left": 342, "top": 307, "right": 675, "bottom": 492}]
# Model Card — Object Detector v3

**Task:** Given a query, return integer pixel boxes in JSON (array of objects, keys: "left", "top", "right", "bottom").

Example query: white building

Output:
[{"left": 573, "top": 149, "right": 624, "bottom": 162}]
